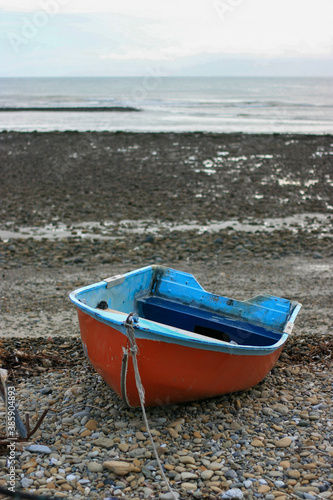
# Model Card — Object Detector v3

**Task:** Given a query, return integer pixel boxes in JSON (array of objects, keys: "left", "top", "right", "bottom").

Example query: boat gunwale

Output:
[{"left": 69, "top": 288, "right": 289, "bottom": 355}]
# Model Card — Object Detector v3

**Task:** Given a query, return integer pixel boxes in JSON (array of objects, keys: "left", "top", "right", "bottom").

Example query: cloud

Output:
[{"left": 1, "top": 0, "right": 332, "bottom": 76}]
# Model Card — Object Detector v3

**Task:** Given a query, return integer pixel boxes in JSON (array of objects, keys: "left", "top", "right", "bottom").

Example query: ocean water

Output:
[{"left": 0, "top": 77, "right": 332, "bottom": 134}]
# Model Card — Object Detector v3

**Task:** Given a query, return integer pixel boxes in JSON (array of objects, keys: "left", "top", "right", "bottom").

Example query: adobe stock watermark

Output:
[
  {"left": 130, "top": 63, "right": 169, "bottom": 104},
  {"left": 7, "top": 0, "right": 70, "bottom": 54},
  {"left": 6, "top": 386, "right": 17, "bottom": 493},
  {"left": 212, "top": 0, "right": 244, "bottom": 22}
]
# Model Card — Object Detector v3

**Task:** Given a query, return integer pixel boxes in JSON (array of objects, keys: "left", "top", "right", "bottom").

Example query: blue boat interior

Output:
[
  {"left": 136, "top": 296, "right": 280, "bottom": 347},
  {"left": 73, "top": 265, "right": 300, "bottom": 348}
]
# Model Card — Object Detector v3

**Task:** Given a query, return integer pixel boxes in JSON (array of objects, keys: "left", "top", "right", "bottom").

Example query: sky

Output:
[{"left": 1, "top": 0, "right": 333, "bottom": 77}]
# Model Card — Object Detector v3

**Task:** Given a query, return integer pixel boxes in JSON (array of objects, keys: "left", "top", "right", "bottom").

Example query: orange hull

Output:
[{"left": 78, "top": 309, "right": 283, "bottom": 407}]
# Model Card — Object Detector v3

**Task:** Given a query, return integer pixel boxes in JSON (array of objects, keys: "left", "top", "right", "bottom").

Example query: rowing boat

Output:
[{"left": 69, "top": 265, "right": 301, "bottom": 407}]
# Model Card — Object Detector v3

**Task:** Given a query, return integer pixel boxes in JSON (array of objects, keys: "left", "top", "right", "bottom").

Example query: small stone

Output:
[
  {"left": 40, "top": 387, "right": 52, "bottom": 395},
  {"left": 258, "top": 485, "right": 271, "bottom": 493},
  {"left": 21, "top": 478, "right": 33, "bottom": 488},
  {"left": 221, "top": 488, "right": 244, "bottom": 499},
  {"left": 88, "top": 450, "right": 99, "bottom": 458},
  {"left": 66, "top": 474, "right": 77, "bottom": 481},
  {"left": 179, "top": 456, "right": 195, "bottom": 464},
  {"left": 275, "top": 437, "right": 292, "bottom": 448},
  {"left": 181, "top": 482, "right": 197, "bottom": 492},
  {"left": 294, "top": 486, "right": 320, "bottom": 494},
  {"left": 234, "top": 398, "right": 242, "bottom": 409},
  {"left": 85, "top": 419, "right": 99, "bottom": 430},
  {"left": 21, "top": 460, "right": 37, "bottom": 470},
  {"left": 114, "top": 421, "right": 128, "bottom": 429},
  {"left": 118, "top": 443, "right": 129, "bottom": 452},
  {"left": 60, "top": 483, "right": 73, "bottom": 491},
  {"left": 251, "top": 439, "right": 265, "bottom": 447},
  {"left": 25, "top": 445, "right": 52, "bottom": 454},
  {"left": 81, "top": 429, "right": 91, "bottom": 437},
  {"left": 271, "top": 404, "right": 289, "bottom": 415},
  {"left": 258, "top": 479, "right": 268, "bottom": 485},
  {"left": 93, "top": 437, "right": 114, "bottom": 448},
  {"left": 181, "top": 472, "right": 198, "bottom": 481},
  {"left": 168, "top": 418, "right": 185, "bottom": 428},
  {"left": 207, "top": 461, "right": 223, "bottom": 470},
  {"left": 230, "top": 422, "right": 242, "bottom": 431},
  {"left": 309, "top": 413, "right": 320, "bottom": 421},
  {"left": 168, "top": 428, "right": 179, "bottom": 438},
  {"left": 201, "top": 470, "right": 214, "bottom": 480},
  {"left": 159, "top": 492, "right": 180, "bottom": 500},
  {"left": 103, "top": 460, "right": 135, "bottom": 476},
  {"left": 268, "top": 471, "right": 283, "bottom": 478},
  {"left": 280, "top": 461, "right": 290, "bottom": 469},
  {"left": 129, "top": 448, "right": 146, "bottom": 458},
  {"left": 164, "top": 464, "right": 175, "bottom": 471},
  {"left": 42, "top": 358, "right": 52, "bottom": 368},
  {"left": 254, "top": 465, "right": 264, "bottom": 474},
  {"left": 225, "top": 470, "right": 238, "bottom": 479},
  {"left": 64, "top": 385, "right": 83, "bottom": 398},
  {"left": 143, "top": 235, "right": 154, "bottom": 244},
  {"left": 88, "top": 462, "right": 103, "bottom": 473},
  {"left": 81, "top": 415, "right": 89, "bottom": 425},
  {"left": 287, "top": 470, "right": 301, "bottom": 479},
  {"left": 303, "top": 463, "right": 317, "bottom": 470}
]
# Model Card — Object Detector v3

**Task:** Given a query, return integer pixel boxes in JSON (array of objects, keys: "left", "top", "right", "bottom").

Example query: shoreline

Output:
[{"left": 1, "top": 130, "right": 333, "bottom": 136}]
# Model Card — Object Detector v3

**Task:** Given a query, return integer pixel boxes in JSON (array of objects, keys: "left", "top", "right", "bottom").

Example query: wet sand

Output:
[{"left": 1, "top": 131, "right": 333, "bottom": 226}]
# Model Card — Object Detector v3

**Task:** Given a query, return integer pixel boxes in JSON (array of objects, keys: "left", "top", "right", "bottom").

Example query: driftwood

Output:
[{"left": 0, "top": 368, "right": 50, "bottom": 454}]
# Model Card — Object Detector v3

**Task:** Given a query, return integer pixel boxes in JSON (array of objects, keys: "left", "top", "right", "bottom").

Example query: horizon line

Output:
[{"left": 1, "top": 74, "right": 333, "bottom": 78}]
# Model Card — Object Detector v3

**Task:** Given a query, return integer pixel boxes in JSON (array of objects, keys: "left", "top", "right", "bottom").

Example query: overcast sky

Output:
[{"left": 1, "top": 0, "right": 333, "bottom": 76}]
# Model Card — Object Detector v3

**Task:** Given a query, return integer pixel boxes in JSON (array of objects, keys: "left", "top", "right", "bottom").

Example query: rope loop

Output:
[{"left": 125, "top": 313, "right": 140, "bottom": 357}]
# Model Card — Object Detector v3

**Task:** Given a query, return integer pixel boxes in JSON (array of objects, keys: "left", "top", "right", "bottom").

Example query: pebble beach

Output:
[{"left": 0, "top": 131, "right": 332, "bottom": 499}]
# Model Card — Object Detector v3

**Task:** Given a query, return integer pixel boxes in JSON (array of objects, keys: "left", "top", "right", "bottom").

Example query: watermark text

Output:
[
  {"left": 6, "top": 386, "right": 16, "bottom": 493},
  {"left": 7, "top": 0, "right": 70, "bottom": 53}
]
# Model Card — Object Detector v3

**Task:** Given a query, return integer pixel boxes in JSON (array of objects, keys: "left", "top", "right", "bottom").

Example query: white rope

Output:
[{"left": 125, "top": 313, "right": 178, "bottom": 500}]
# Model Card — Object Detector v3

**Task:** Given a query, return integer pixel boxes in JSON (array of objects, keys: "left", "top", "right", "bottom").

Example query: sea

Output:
[{"left": 0, "top": 76, "right": 332, "bottom": 134}]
